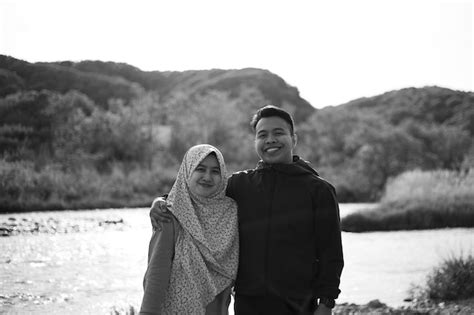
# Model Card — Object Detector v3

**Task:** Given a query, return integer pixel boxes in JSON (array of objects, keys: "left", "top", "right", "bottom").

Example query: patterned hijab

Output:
[{"left": 161, "top": 144, "right": 239, "bottom": 314}]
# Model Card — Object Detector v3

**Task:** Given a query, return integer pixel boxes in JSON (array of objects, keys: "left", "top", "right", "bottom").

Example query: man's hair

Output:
[{"left": 250, "top": 105, "right": 295, "bottom": 135}]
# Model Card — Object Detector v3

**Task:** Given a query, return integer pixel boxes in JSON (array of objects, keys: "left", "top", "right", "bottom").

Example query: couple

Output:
[{"left": 140, "top": 105, "right": 344, "bottom": 315}]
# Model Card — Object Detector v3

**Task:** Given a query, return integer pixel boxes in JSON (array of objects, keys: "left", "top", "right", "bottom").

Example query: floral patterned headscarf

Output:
[{"left": 162, "top": 144, "right": 239, "bottom": 314}]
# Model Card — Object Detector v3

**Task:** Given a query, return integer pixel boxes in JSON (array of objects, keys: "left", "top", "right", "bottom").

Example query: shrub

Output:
[
  {"left": 109, "top": 304, "right": 138, "bottom": 315},
  {"left": 0, "top": 158, "right": 178, "bottom": 212},
  {"left": 426, "top": 254, "right": 474, "bottom": 301},
  {"left": 341, "top": 169, "right": 474, "bottom": 231},
  {"left": 381, "top": 168, "right": 474, "bottom": 205}
]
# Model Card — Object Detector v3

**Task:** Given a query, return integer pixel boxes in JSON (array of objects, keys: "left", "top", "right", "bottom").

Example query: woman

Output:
[{"left": 140, "top": 144, "right": 239, "bottom": 315}]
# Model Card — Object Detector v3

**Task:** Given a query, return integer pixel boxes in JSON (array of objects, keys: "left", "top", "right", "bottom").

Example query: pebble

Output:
[{"left": 334, "top": 298, "right": 474, "bottom": 315}]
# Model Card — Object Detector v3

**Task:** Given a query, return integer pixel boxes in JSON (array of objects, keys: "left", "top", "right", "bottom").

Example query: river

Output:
[{"left": 0, "top": 204, "right": 473, "bottom": 314}]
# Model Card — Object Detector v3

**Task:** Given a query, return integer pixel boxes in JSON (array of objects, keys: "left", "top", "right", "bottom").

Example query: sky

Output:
[{"left": 0, "top": 0, "right": 472, "bottom": 108}]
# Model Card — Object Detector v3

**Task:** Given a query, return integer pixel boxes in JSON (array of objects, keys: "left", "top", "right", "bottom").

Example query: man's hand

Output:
[
  {"left": 149, "top": 197, "right": 173, "bottom": 230},
  {"left": 314, "top": 303, "right": 331, "bottom": 315}
]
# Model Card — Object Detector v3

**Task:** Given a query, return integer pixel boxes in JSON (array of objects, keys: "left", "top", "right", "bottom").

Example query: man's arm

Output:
[
  {"left": 149, "top": 196, "right": 173, "bottom": 230},
  {"left": 313, "top": 182, "right": 344, "bottom": 300}
]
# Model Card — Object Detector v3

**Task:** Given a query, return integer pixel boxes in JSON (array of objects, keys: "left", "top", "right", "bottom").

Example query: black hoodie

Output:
[{"left": 226, "top": 156, "right": 344, "bottom": 301}]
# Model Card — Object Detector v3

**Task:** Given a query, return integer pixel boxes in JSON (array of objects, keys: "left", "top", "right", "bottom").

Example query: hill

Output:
[
  {"left": 344, "top": 86, "right": 473, "bottom": 134},
  {"left": 0, "top": 55, "right": 314, "bottom": 122},
  {"left": 297, "top": 86, "right": 473, "bottom": 200},
  {"left": 0, "top": 55, "right": 472, "bottom": 211}
]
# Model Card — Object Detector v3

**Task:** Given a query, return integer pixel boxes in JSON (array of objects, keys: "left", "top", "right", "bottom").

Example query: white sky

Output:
[{"left": 0, "top": 0, "right": 472, "bottom": 108}]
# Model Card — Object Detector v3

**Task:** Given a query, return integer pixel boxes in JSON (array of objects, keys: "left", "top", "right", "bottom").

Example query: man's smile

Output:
[{"left": 265, "top": 146, "right": 281, "bottom": 153}]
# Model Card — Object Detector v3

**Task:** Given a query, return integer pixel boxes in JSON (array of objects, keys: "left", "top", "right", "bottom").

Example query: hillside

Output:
[
  {"left": 0, "top": 55, "right": 473, "bottom": 211},
  {"left": 297, "top": 86, "right": 473, "bottom": 200},
  {"left": 343, "top": 86, "right": 474, "bottom": 134},
  {"left": 0, "top": 55, "right": 314, "bottom": 122}
]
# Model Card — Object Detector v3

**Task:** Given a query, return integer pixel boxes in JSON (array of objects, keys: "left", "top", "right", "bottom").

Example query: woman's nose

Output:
[{"left": 202, "top": 171, "right": 212, "bottom": 181}]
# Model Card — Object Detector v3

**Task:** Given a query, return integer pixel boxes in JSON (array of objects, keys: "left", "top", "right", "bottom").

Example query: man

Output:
[{"left": 151, "top": 105, "right": 343, "bottom": 314}]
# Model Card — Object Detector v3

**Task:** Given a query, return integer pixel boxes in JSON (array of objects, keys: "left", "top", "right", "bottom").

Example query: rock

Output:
[
  {"left": 367, "top": 299, "right": 387, "bottom": 308},
  {"left": 99, "top": 218, "right": 124, "bottom": 226},
  {"left": 0, "top": 227, "right": 12, "bottom": 237}
]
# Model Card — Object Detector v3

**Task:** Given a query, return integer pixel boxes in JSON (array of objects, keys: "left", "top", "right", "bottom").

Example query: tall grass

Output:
[
  {"left": 341, "top": 169, "right": 474, "bottom": 232},
  {"left": 0, "top": 159, "right": 177, "bottom": 212},
  {"left": 426, "top": 254, "right": 474, "bottom": 301},
  {"left": 381, "top": 169, "right": 474, "bottom": 206}
]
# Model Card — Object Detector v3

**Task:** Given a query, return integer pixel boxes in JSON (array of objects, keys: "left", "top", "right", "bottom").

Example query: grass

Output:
[
  {"left": 109, "top": 305, "right": 138, "bottom": 315},
  {"left": 426, "top": 253, "right": 474, "bottom": 301},
  {"left": 0, "top": 160, "right": 177, "bottom": 212},
  {"left": 341, "top": 169, "right": 474, "bottom": 232}
]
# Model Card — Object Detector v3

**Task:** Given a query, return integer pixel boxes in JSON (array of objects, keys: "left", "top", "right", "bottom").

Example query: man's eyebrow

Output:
[{"left": 258, "top": 127, "right": 285, "bottom": 133}]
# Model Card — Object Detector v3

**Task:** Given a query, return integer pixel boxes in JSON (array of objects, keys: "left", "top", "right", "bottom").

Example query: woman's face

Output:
[{"left": 188, "top": 154, "right": 222, "bottom": 197}]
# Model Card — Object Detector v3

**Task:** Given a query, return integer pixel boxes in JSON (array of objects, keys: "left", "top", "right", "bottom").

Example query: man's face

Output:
[{"left": 254, "top": 116, "right": 296, "bottom": 164}]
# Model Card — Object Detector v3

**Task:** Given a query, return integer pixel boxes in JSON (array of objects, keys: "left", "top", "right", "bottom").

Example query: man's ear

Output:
[{"left": 292, "top": 133, "right": 298, "bottom": 148}]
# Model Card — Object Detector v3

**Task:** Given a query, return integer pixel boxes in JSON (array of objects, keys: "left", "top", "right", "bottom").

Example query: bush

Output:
[
  {"left": 109, "top": 304, "right": 138, "bottom": 315},
  {"left": 0, "top": 159, "right": 178, "bottom": 212},
  {"left": 426, "top": 254, "right": 474, "bottom": 301},
  {"left": 341, "top": 169, "right": 474, "bottom": 231},
  {"left": 381, "top": 168, "right": 474, "bottom": 205}
]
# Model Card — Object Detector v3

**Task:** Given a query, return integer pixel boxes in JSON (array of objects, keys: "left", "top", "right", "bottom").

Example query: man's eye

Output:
[
  {"left": 212, "top": 170, "right": 221, "bottom": 175},
  {"left": 195, "top": 167, "right": 205, "bottom": 172}
]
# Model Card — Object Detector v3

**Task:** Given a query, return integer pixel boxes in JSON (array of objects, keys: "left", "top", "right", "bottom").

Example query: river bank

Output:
[
  {"left": 109, "top": 298, "right": 474, "bottom": 315},
  {"left": 0, "top": 210, "right": 126, "bottom": 236},
  {"left": 333, "top": 298, "right": 474, "bottom": 314}
]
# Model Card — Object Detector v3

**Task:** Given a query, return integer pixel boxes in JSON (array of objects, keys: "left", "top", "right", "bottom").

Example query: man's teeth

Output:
[{"left": 266, "top": 148, "right": 279, "bottom": 152}]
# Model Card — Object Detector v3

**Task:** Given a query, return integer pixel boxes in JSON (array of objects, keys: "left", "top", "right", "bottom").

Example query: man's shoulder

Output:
[
  {"left": 306, "top": 173, "right": 337, "bottom": 195},
  {"left": 226, "top": 169, "right": 258, "bottom": 198},
  {"left": 229, "top": 168, "right": 257, "bottom": 179}
]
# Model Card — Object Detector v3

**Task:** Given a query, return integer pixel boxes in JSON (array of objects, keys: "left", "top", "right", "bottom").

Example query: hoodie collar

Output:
[{"left": 256, "top": 155, "right": 319, "bottom": 176}]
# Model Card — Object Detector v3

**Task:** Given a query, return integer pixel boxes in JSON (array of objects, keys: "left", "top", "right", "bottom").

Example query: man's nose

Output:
[{"left": 265, "top": 134, "right": 276, "bottom": 143}]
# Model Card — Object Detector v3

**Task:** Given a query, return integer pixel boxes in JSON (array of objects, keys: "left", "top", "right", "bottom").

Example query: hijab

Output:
[{"left": 161, "top": 144, "right": 239, "bottom": 314}]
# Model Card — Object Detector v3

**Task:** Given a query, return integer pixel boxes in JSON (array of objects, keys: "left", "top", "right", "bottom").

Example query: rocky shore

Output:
[
  {"left": 334, "top": 298, "right": 474, "bottom": 314},
  {"left": 0, "top": 214, "right": 126, "bottom": 236},
  {"left": 107, "top": 298, "right": 474, "bottom": 315}
]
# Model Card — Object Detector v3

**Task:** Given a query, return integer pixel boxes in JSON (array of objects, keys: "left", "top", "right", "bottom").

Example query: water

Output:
[{"left": 0, "top": 205, "right": 472, "bottom": 314}]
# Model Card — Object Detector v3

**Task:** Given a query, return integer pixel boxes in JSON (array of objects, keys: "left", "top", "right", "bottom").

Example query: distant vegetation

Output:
[
  {"left": 0, "top": 54, "right": 473, "bottom": 213},
  {"left": 341, "top": 169, "right": 474, "bottom": 231}
]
